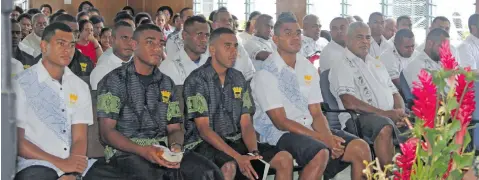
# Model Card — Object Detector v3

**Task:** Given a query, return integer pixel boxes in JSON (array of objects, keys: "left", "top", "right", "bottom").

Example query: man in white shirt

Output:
[
  {"left": 329, "top": 22, "right": 407, "bottom": 168},
  {"left": 458, "top": 14, "right": 479, "bottom": 69},
  {"left": 319, "top": 17, "right": 348, "bottom": 72},
  {"left": 159, "top": 16, "right": 210, "bottom": 85},
  {"left": 90, "top": 21, "right": 134, "bottom": 90},
  {"left": 387, "top": 15, "right": 413, "bottom": 47},
  {"left": 14, "top": 23, "right": 96, "bottom": 180},
  {"left": 253, "top": 14, "right": 371, "bottom": 180},
  {"left": 20, "top": 13, "right": 48, "bottom": 58},
  {"left": 382, "top": 18, "right": 396, "bottom": 40},
  {"left": 380, "top": 29, "right": 417, "bottom": 88},
  {"left": 404, "top": 28, "right": 449, "bottom": 89},
  {"left": 166, "top": 7, "right": 193, "bottom": 59},
  {"left": 300, "top": 14, "right": 329, "bottom": 58},
  {"left": 367, "top": 12, "right": 392, "bottom": 59},
  {"left": 416, "top": 16, "right": 460, "bottom": 62},
  {"left": 244, "top": 14, "right": 276, "bottom": 71}
]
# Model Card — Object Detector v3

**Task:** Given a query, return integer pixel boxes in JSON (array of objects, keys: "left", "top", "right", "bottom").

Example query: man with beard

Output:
[{"left": 20, "top": 13, "right": 48, "bottom": 58}]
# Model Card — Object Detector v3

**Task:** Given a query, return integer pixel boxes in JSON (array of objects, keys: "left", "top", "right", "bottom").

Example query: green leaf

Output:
[
  {"left": 445, "top": 98, "right": 459, "bottom": 112},
  {"left": 447, "top": 169, "right": 463, "bottom": 180},
  {"left": 462, "top": 131, "right": 472, "bottom": 153},
  {"left": 446, "top": 120, "right": 461, "bottom": 138}
]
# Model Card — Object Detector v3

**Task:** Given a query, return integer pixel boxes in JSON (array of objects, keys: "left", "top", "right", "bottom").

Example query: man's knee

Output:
[
  {"left": 378, "top": 125, "right": 393, "bottom": 138},
  {"left": 221, "top": 161, "right": 237, "bottom": 177},
  {"left": 310, "top": 149, "right": 329, "bottom": 165},
  {"left": 271, "top": 151, "right": 294, "bottom": 170},
  {"left": 15, "top": 166, "right": 58, "bottom": 180},
  {"left": 347, "top": 139, "right": 371, "bottom": 160}
]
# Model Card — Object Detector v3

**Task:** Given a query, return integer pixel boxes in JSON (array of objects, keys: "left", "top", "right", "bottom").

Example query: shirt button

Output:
[
  {"left": 60, "top": 88, "right": 62, "bottom": 90},
  {"left": 64, "top": 148, "right": 67, "bottom": 151},
  {"left": 62, "top": 130, "right": 66, "bottom": 133},
  {"left": 62, "top": 109, "right": 65, "bottom": 112}
]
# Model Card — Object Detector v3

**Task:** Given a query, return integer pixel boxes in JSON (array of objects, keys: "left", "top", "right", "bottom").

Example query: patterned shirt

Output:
[
  {"left": 183, "top": 59, "right": 255, "bottom": 150},
  {"left": 96, "top": 61, "right": 183, "bottom": 158}
]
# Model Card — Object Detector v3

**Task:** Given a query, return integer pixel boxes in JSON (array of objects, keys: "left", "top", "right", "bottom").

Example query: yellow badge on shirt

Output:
[
  {"left": 69, "top": 93, "right": 78, "bottom": 105},
  {"left": 304, "top": 75, "right": 312, "bottom": 85},
  {"left": 80, "top": 63, "right": 88, "bottom": 72},
  {"left": 23, "top": 65, "right": 31, "bottom": 69},
  {"left": 375, "top": 56, "right": 380, "bottom": 60},
  {"left": 233, "top": 87, "right": 242, "bottom": 99},
  {"left": 161, "top": 90, "right": 171, "bottom": 103}
]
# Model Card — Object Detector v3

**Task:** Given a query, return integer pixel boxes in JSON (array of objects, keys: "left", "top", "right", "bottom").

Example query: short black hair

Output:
[
  {"left": 55, "top": 9, "right": 66, "bottom": 14},
  {"left": 100, "top": 27, "right": 112, "bottom": 37},
  {"left": 368, "top": 12, "right": 383, "bottom": 23},
  {"left": 76, "top": 11, "right": 88, "bottom": 21},
  {"left": 49, "top": 12, "right": 64, "bottom": 24},
  {"left": 320, "top": 30, "right": 331, "bottom": 42},
  {"left": 17, "top": 13, "right": 32, "bottom": 22},
  {"left": 274, "top": 12, "right": 298, "bottom": 36},
  {"left": 213, "top": 8, "right": 230, "bottom": 22},
  {"left": 78, "top": 19, "right": 92, "bottom": 32},
  {"left": 27, "top": 8, "right": 41, "bottom": 15},
  {"left": 78, "top": 1, "right": 94, "bottom": 12},
  {"left": 40, "top": 4, "right": 52, "bottom": 13},
  {"left": 90, "top": 15, "right": 103, "bottom": 24},
  {"left": 397, "top": 15, "right": 411, "bottom": 24},
  {"left": 11, "top": 18, "right": 19, "bottom": 24},
  {"left": 245, "top": 11, "right": 261, "bottom": 31},
  {"left": 139, "top": 19, "right": 154, "bottom": 25},
  {"left": 112, "top": 21, "right": 133, "bottom": 37},
  {"left": 122, "top": 6, "right": 135, "bottom": 16},
  {"left": 54, "top": 14, "right": 77, "bottom": 23},
  {"left": 209, "top": 27, "right": 235, "bottom": 43},
  {"left": 184, "top": 16, "right": 208, "bottom": 32},
  {"left": 133, "top": 24, "right": 162, "bottom": 40},
  {"left": 157, "top": 6, "right": 173, "bottom": 17},
  {"left": 180, "top": 7, "right": 193, "bottom": 19},
  {"left": 468, "top": 14, "right": 479, "bottom": 32},
  {"left": 394, "top": 28, "right": 415, "bottom": 45},
  {"left": 114, "top": 12, "right": 134, "bottom": 23},
  {"left": 88, "top": 8, "right": 100, "bottom": 15},
  {"left": 432, "top": 16, "right": 450, "bottom": 25},
  {"left": 135, "top": 12, "right": 151, "bottom": 26},
  {"left": 209, "top": 10, "right": 217, "bottom": 21},
  {"left": 426, "top": 28, "right": 450, "bottom": 43},
  {"left": 172, "top": 13, "right": 180, "bottom": 23},
  {"left": 42, "top": 22, "right": 73, "bottom": 42},
  {"left": 14, "top": 6, "right": 24, "bottom": 14}
]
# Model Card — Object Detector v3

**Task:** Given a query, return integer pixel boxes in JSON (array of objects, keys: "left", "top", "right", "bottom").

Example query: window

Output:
[
  {"left": 348, "top": 0, "right": 382, "bottom": 21},
  {"left": 251, "top": 0, "right": 276, "bottom": 20},
  {"left": 309, "top": 0, "right": 342, "bottom": 31}
]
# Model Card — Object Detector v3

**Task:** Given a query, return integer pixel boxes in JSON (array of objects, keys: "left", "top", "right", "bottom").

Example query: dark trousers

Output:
[{"left": 14, "top": 166, "right": 59, "bottom": 180}]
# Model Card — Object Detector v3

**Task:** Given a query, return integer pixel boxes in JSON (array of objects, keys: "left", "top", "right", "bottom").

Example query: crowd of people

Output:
[{"left": 8, "top": 1, "right": 479, "bottom": 180}]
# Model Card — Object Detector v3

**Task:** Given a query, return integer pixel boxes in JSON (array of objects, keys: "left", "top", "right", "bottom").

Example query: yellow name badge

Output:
[
  {"left": 161, "top": 90, "right": 171, "bottom": 103},
  {"left": 69, "top": 93, "right": 78, "bottom": 105},
  {"left": 23, "top": 65, "right": 31, "bottom": 69},
  {"left": 80, "top": 63, "right": 88, "bottom": 72},
  {"left": 233, "top": 87, "right": 242, "bottom": 99},
  {"left": 304, "top": 75, "right": 312, "bottom": 85}
]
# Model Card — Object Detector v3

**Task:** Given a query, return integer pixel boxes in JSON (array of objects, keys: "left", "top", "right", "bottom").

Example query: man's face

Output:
[
  {"left": 383, "top": 20, "right": 396, "bottom": 40},
  {"left": 330, "top": 19, "right": 349, "bottom": 46},
  {"left": 81, "top": 4, "right": 92, "bottom": 12},
  {"left": 156, "top": 15, "right": 166, "bottom": 28},
  {"left": 112, "top": 26, "right": 134, "bottom": 59},
  {"left": 10, "top": 11, "right": 20, "bottom": 20},
  {"left": 63, "top": 21, "right": 79, "bottom": 41},
  {"left": 183, "top": 22, "right": 210, "bottom": 55},
  {"left": 93, "top": 22, "right": 104, "bottom": 38},
  {"left": 133, "top": 30, "right": 165, "bottom": 66},
  {"left": 256, "top": 19, "right": 274, "bottom": 39},
  {"left": 33, "top": 16, "right": 48, "bottom": 37},
  {"left": 396, "top": 37, "right": 415, "bottom": 58},
  {"left": 303, "top": 18, "right": 322, "bottom": 41},
  {"left": 273, "top": 22, "right": 302, "bottom": 54},
  {"left": 431, "top": 20, "right": 450, "bottom": 33},
  {"left": 397, "top": 18, "right": 412, "bottom": 30},
  {"left": 368, "top": 15, "right": 384, "bottom": 36},
  {"left": 211, "top": 34, "right": 238, "bottom": 68},
  {"left": 20, "top": 17, "right": 32, "bottom": 38},
  {"left": 41, "top": 7, "right": 51, "bottom": 17},
  {"left": 41, "top": 30, "right": 75, "bottom": 67},
  {"left": 12, "top": 23, "right": 22, "bottom": 48},
  {"left": 346, "top": 26, "right": 371, "bottom": 59},
  {"left": 427, "top": 35, "right": 449, "bottom": 61},
  {"left": 162, "top": 10, "right": 171, "bottom": 22},
  {"left": 214, "top": 11, "right": 233, "bottom": 30},
  {"left": 181, "top": 9, "right": 194, "bottom": 24}
]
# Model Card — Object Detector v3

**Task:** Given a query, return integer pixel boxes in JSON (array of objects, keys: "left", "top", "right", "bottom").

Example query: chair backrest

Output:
[
  {"left": 399, "top": 72, "right": 414, "bottom": 108},
  {"left": 319, "top": 69, "right": 342, "bottom": 130},
  {"left": 87, "top": 90, "right": 105, "bottom": 158}
]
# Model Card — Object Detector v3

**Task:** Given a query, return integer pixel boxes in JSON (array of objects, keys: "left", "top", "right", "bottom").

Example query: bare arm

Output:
[
  {"left": 167, "top": 123, "right": 184, "bottom": 147},
  {"left": 266, "top": 107, "right": 322, "bottom": 140},
  {"left": 393, "top": 93, "right": 405, "bottom": 110},
  {"left": 99, "top": 118, "right": 143, "bottom": 155},
  {"left": 195, "top": 117, "right": 242, "bottom": 159},
  {"left": 240, "top": 114, "right": 258, "bottom": 152},
  {"left": 309, "top": 103, "right": 333, "bottom": 142},
  {"left": 70, "top": 124, "right": 88, "bottom": 156},
  {"left": 255, "top": 51, "right": 272, "bottom": 61},
  {"left": 92, "top": 39, "right": 103, "bottom": 59},
  {"left": 340, "top": 94, "right": 385, "bottom": 115},
  {"left": 17, "top": 128, "right": 63, "bottom": 165},
  {"left": 391, "top": 78, "right": 400, "bottom": 90}
]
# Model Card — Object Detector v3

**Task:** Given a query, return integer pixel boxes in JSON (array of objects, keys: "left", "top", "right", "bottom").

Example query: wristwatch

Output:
[
  {"left": 170, "top": 142, "right": 184, "bottom": 151},
  {"left": 251, "top": 150, "right": 260, "bottom": 156}
]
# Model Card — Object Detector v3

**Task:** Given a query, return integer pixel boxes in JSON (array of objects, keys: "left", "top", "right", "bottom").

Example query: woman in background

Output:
[
  {"left": 99, "top": 27, "right": 112, "bottom": 52},
  {"left": 76, "top": 19, "right": 103, "bottom": 65}
]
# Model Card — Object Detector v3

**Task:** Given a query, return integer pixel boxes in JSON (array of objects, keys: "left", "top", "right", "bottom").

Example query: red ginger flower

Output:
[
  {"left": 412, "top": 69, "right": 437, "bottom": 128},
  {"left": 308, "top": 54, "right": 320, "bottom": 64},
  {"left": 394, "top": 138, "right": 419, "bottom": 180},
  {"left": 451, "top": 67, "right": 475, "bottom": 145},
  {"left": 440, "top": 40, "right": 458, "bottom": 71}
]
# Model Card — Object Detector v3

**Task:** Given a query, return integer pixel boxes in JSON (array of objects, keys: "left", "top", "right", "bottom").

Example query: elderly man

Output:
[
  {"left": 319, "top": 17, "right": 348, "bottom": 72},
  {"left": 166, "top": 7, "right": 194, "bottom": 58},
  {"left": 458, "top": 14, "right": 479, "bottom": 70},
  {"left": 383, "top": 18, "right": 396, "bottom": 40},
  {"left": 416, "top": 16, "right": 460, "bottom": 62},
  {"left": 20, "top": 13, "right": 48, "bottom": 58},
  {"left": 367, "top": 12, "right": 392, "bottom": 59},
  {"left": 244, "top": 14, "right": 276, "bottom": 71},
  {"left": 300, "top": 15, "right": 329, "bottom": 61},
  {"left": 387, "top": 15, "right": 413, "bottom": 46},
  {"left": 329, "top": 22, "right": 407, "bottom": 168},
  {"left": 403, "top": 28, "right": 450, "bottom": 89},
  {"left": 380, "top": 29, "right": 417, "bottom": 88}
]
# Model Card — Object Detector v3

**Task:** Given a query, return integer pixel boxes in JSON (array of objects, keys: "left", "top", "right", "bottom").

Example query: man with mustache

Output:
[
  {"left": 20, "top": 13, "right": 48, "bottom": 58},
  {"left": 244, "top": 14, "right": 275, "bottom": 71},
  {"left": 300, "top": 14, "right": 329, "bottom": 59},
  {"left": 90, "top": 21, "right": 134, "bottom": 90}
]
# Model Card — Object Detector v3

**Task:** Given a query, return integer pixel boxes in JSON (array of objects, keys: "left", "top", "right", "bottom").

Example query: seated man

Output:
[
  {"left": 319, "top": 17, "right": 348, "bottom": 73},
  {"left": 380, "top": 28, "right": 417, "bottom": 88},
  {"left": 300, "top": 14, "right": 329, "bottom": 58},
  {"left": 96, "top": 24, "right": 222, "bottom": 180},
  {"left": 403, "top": 28, "right": 449, "bottom": 89},
  {"left": 183, "top": 28, "right": 294, "bottom": 180},
  {"left": 14, "top": 23, "right": 96, "bottom": 180},
  {"left": 244, "top": 14, "right": 276, "bottom": 70},
  {"left": 367, "top": 12, "right": 392, "bottom": 59},
  {"left": 166, "top": 7, "right": 193, "bottom": 58},
  {"left": 329, "top": 22, "right": 407, "bottom": 168},
  {"left": 11, "top": 19, "right": 26, "bottom": 76},
  {"left": 387, "top": 15, "right": 413, "bottom": 47},
  {"left": 252, "top": 15, "right": 371, "bottom": 180}
]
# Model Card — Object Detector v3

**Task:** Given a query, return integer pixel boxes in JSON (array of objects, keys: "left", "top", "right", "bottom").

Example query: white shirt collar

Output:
[
  {"left": 33, "top": 33, "right": 41, "bottom": 41},
  {"left": 467, "top": 34, "right": 479, "bottom": 45},
  {"left": 302, "top": 35, "right": 315, "bottom": 43},
  {"left": 371, "top": 35, "right": 388, "bottom": 46},
  {"left": 36, "top": 59, "right": 74, "bottom": 83},
  {"left": 268, "top": 50, "right": 307, "bottom": 71}
]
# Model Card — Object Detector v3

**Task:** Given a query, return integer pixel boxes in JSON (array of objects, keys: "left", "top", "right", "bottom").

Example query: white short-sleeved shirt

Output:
[
  {"left": 416, "top": 41, "right": 461, "bottom": 64},
  {"left": 329, "top": 49, "right": 398, "bottom": 128},
  {"left": 159, "top": 48, "right": 209, "bottom": 85},
  {"left": 300, "top": 35, "right": 329, "bottom": 58},
  {"left": 457, "top": 35, "right": 479, "bottom": 69},
  {"left": 319, "top": 40, "right": 346, "bottom": 73},
  {"left": 252, "top": 50, "right": 322, "bottom": 145},
  {"left": 238, "top": 31, "right": 253, "bottom": 44},
  {"left": 244, "top": 36, "right": 276, "bottom": 70},
  {"left": 90, "top": 49, "right": 128, "bottom": 90},
  {"left": 379, "top": 46, "right": 417, "bottom": 80},
  {"left": 166, "top": 29, "right": 184, "bottom": 59},
  {"left": 20, "top": 33, "right": 42, "bottom": 58},
  {"left": 12, "top": 58, "right": 25, "bottom": 77},
  {"left": 369, "top": 35, "right": 393, "bottom": 59},
  {"left": 15, "top": 60, "right": 94, "bottom": 176},
  {"left": 403, "top": 51, "right": 441, "bottom": 89}
]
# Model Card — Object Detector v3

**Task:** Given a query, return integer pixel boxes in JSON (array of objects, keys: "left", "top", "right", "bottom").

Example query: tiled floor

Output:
[{"left": 266, "top": 166, "right": 351, "bottom": 180}]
